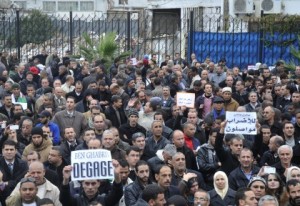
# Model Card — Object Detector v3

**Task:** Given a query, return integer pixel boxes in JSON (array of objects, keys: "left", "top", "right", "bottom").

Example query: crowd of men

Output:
[{"left": 1, "top": 50, "right": 300, "bottom": 206}]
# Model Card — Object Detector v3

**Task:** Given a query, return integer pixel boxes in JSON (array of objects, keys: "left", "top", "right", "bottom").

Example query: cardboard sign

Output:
[
  {"left": 225, "top": 112, "right": 257, "bottom": 135},
  {"left": 71, "top": 149, "right": 114, "bottom": 181},
  {"left": 176, "top": 92, "right": 195, "bottom": 108}
]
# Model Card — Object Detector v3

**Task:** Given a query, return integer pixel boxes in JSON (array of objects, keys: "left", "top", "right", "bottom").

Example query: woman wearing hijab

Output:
[
  {"left": 208, "top": 171, "right": 236, "bottom": 206},
  {"left": 286, "top": 166, "right": 300, "bottom": 182}
]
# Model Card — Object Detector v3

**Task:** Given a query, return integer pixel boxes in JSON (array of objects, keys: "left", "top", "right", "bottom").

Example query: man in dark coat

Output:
[
  {"left": 0, "top": 140, "right": 28, "bottom": 206},
  {"left": 105, "top": 95, "right": 127, "bottom": 128},
  {"left": 60, "top": 163, "right": 123, "bottom": 206}
]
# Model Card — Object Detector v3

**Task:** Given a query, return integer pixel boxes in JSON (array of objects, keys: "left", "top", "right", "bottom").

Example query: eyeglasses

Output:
[{"left": 20, "top": 177, "right": 35, "bottom": 184}]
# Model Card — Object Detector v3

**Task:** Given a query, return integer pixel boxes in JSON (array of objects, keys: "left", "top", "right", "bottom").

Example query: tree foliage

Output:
[
  {"left": 7, "top": 9, "right": 54, "bottom": 47},
  {"left": 285, "top": 35, "right": 300, "bottom": 71},
  {"left": 79, "top": 32, "right": 130, "bottom": 70}
]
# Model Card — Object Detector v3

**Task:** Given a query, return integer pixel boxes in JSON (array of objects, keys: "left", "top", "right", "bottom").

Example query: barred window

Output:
[
  {"left": 119, "top": 0, "right": 128, "bottom": 5},
  {"left": 13, "top": 1, "right": 27, "bottom": 9},
  {"left": 43, "top": 1, "right": 56, "bottom": 12},
  {"left": 57, "top": 1, "right": 79, "bottom": 11},
  {"left": 80, "top": 1, "right": 94, "bottom": 11}
]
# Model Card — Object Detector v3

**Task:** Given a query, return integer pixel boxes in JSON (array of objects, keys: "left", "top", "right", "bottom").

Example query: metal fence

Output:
[{"left": 0, "top": 9, "right": 299, "bottom": 67}]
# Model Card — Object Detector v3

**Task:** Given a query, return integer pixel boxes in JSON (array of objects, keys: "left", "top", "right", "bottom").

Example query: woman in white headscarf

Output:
[
  {"left": 286, "top": 166, "right": 300, "bottom": 182},
  {"left": 208, "top": 171, "right": 236, "bottom": 206}
]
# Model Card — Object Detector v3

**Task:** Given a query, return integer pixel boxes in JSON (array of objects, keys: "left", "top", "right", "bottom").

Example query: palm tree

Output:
[
  {"left": 285, "top": 35, "right": 300, "bottom": 72},
  {"left": 79, "top": 32, "right": 130, "bottom": 71}
]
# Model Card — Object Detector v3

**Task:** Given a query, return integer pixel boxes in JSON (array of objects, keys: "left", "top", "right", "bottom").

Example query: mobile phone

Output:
[
  {"left": 264, "top": 166, "right": 276, "bottom": 174},
  {"left": 10, "top": 125, "right": 19, "bottom": 130}
]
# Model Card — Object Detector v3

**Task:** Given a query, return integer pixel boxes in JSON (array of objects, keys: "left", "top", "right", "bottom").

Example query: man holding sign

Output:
[{"left": 60, "top": 159, "right": 123, "bottom": 206}]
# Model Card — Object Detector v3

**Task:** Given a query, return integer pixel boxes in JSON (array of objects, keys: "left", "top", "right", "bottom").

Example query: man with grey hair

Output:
[
  {"left": 258, "top": 195, "right": 279, "bottom": 206},
  {"left": 194, "top": 189, "right": 210, "bottom": 206},
  {"left": 147, "top": 143, "right": 176, "bottom": 175},
  {"left": 102, "top": 129, "right": 126, "bottom": 161},
  {"left": 260, "top": 135, "right": 284, "bottom": 166},
  {"left": 273, "top": 145, "right": 295, "bottom": 182}
]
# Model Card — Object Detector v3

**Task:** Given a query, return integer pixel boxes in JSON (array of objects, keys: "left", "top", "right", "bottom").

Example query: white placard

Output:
[
  {"left": 225, "top": 112, "right": 257, "bottom": 135},
  {"left": 19, "top": 102, "right": 27, "bottom": 110},
  {"left": 248, "top": 65, "right": 257, "bottom": 70},
  {"left": 131, "top": 58, "right": 137, "bottom": 65},
  {"left": 176, "top": 92, "right": 195, "bottom": 108},
  {"left": 71, "top": 149, "right": 114, "bottom": 181}
]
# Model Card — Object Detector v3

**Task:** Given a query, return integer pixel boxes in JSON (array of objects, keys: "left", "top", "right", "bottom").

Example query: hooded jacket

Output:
[{"left": 22, "top": 137, "right": 52, "bottom": 163}]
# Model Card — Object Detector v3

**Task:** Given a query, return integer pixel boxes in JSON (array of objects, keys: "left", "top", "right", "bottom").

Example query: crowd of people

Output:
[{"left": 0, "top": 50, "right": 300, "bottom": 206}]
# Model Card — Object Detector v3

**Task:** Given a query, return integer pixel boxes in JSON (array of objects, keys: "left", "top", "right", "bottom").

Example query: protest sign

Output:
[
  {"left": 71, "top": 149, "right": 114, "bottom": 181},
  {"left": 225, "top": 112, "right": 257, "bottom": 135},
  {"left": 176, "top": 92, "right": 195, "bottom": 108}
]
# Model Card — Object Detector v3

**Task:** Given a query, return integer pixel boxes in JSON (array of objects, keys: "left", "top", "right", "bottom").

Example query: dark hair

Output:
[
  {"left": 39, "top": 198, "right": 54, "bottom": 205},
  {"left": 51, "top": 146, "right": 63, "bottom": 156},
  {"left": 119, "top": 159, "right": 129, "bottom": 168},
  {"left": 135, "top": 160, "right": 149, "bottom": 172},
  {"left": 126, "top": 146, "right": 141, "bottom": 155},
  {"left": 156, "top": 165, "right": 171, "bottom": 175},
  {"left": 142, "top": 184, "right": 164, "bottom": 203},
  {"left": 111, "top": 95, "right": 122, "bottom": 103},
  {"left": 264, "top": 173, "right": 284, "bottom": 199},
  {"left": 132, "top": 132, "right": 145, "bottom": 142},
  {"left": 2, "top": 139, "right": 17, "bottom": 149},
  {"left": 235, "top": 187, "right": 252, "bottom": 206},
  {"left": 286, "top": 179, "right": 300, "bottom": 193},
  {"left": 209, "top": 128, "right": 220, "bottom": 136}
]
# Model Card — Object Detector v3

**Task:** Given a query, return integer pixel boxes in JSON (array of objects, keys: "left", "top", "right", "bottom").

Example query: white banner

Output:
[
  {"left": 225, "top": 112, "right": 257, "bottom": 135},
  {"left": 176, "top": 92, "right": 195, "bottom": 108},
  {"left": 71, "top": 149, "right": 114, "bottom": 181}
]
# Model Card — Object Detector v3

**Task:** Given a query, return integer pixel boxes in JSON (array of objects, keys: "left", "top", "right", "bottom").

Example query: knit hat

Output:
[
  {"left": 31, "top": 127, "right": 44, "bottom": 136},
  {"left": 127, "top": 109, "right": 139, "bottom": 118},
  {"left": 29, "top": 66, "right": 40, "bottom": 75},
  {"left": 247, "top": 176, "right": 267, "bottom": 188},
  {"left": 222, "top": 87, "right": 232, "bottom": 93},
  {"left": 213, "top": 96, "right": 224, "bottom": 103}
]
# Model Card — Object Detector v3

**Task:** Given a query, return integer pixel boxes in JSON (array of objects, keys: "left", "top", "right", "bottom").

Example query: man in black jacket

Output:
[
  {"left": 197, "top": 128, "right": 220, "bottom": 189},
  {"left": 215, "top": 121, "right": 243, "bottom": 174},
  {"left": 119, "top": 110, "right": 146, "bottom": 145},
  {"left": 60, "top": 161, "right": 123, "bottom": 206},
  {"left": 0, "top": 139, "right": 28, "bottom": 206},
  {"left": 104, "top": 95, "right": 127, "bottom": 128},
  {"left": 229, "top": 148, "right": 260, "bottom": 191},
  {"left": 124, "top": 160, "right": 152, "bottom": 206}
]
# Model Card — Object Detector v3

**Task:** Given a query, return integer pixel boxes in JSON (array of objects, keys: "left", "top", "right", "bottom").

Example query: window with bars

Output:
[
  {"left": 57, "top": 1, "right": 79, "bottom": 11},
  {"left": 43, "top": 1, "right": 56, "bottom": 12},
  {"left": 80, "top": 1, "right": 94, "bottom": 11}
]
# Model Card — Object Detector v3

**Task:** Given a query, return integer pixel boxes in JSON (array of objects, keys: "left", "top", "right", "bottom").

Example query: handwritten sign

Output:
[
  {"left": 71, "top": 149, "right": 114, "bottom": 181},
  {"left": 176, "top": 92, "right": 195, "bottom": 108},
  {"left": 225, "top": 112, "right": 257, "bottom": 135}
]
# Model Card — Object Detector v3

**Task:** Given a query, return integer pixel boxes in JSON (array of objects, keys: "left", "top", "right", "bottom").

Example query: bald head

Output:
[{"left": 29, "top": 161, "right": 44, "bottom": 171}]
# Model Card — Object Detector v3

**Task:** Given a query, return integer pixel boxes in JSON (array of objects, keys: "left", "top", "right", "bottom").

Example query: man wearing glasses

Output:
[{"left": 193, "top": 189, "right": 210, "bottom": 206}]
